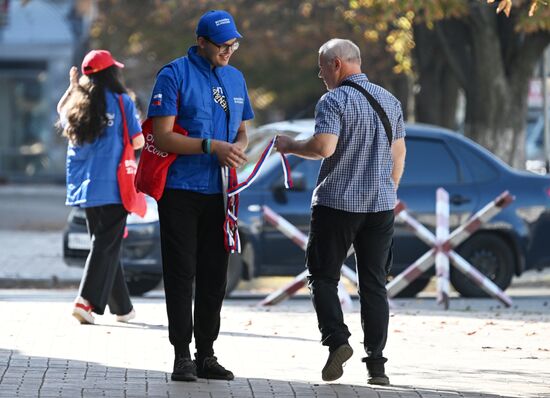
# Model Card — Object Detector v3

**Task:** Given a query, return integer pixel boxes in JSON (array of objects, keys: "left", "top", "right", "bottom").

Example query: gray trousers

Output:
[{"left": 79, "top": 204, "right": 133, "bottom": 316}]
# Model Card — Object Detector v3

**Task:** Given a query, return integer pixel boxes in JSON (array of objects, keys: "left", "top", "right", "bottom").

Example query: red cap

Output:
[{"left": 81, "top": 50, "right": 124, "bottom": 75}]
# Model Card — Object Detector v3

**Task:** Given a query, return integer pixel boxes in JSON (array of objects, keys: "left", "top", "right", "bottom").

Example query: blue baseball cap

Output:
[{"left": 196, "top": 10, "right": 242, "bottom": 44}]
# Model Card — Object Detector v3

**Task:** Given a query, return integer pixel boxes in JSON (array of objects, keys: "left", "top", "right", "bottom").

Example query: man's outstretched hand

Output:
[{"left": 274, "top": 135, "right": 295, "bottom": 154}]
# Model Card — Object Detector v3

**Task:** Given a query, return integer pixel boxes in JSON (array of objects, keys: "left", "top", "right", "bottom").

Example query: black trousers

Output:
[
  {"left": 157, "top": 189, "right": 229, "bottom": 358},
  {"left": 306, "top": 205, "right": 394, "bottom": 362},
  {"left": 79, "top": 204, "right": 133, "bottom": 316}
]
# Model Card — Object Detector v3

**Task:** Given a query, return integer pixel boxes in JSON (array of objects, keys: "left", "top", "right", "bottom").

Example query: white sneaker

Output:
[
  {"left": 116, "top": 308, "right": 136, "bottom": 323},
  {"left": 72, "top": 297, "right": 95, "bottom": 324}
]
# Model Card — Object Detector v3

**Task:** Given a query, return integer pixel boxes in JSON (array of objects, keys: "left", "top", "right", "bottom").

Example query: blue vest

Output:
[
  {"left": 147, "top": 46, "right": 254, "bottom": 193},
  {"left": 65, "top": 91, "right": 141, "bottom": 207}
]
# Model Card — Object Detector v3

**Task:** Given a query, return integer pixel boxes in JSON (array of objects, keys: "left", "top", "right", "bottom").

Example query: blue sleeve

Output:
[
  {"left": 147, "top": 66, "right": 179, "bottom": 118},
  {"left": 314, "top": 93, "right": 342, "bottom": 137},
  {"left": 394, "top": 103, "right": 406, "bottom": 140},
  {"left": 123, "top": 94, "right": 142, "bottom": 139},
  {"left": 242, "top": 80, "right": 254, "bottom": 121}
]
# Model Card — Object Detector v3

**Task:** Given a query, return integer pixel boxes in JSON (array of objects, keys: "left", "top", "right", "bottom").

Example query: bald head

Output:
[
  {"left": 318, "top": 39, "right": 361, "bottom": 65},
  {"left": 317, "top": 38, "right": 362, "bottom": 90}
]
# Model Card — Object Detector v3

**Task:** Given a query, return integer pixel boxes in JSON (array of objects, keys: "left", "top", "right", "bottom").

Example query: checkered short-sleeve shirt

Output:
[{"left": 312, "top": 73, "right": 405, "bottom": 213}]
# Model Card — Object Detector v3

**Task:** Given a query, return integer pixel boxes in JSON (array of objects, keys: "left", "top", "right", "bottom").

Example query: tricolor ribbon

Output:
[{"left": 223, "top": 136, "right": 293, "bottom": 253}]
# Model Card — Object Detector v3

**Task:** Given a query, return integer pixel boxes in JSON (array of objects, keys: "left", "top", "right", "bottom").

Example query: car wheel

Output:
[
  {"left": 126, "top": 275, "right": 162, "bottom": 296},
  {"left": 392, "top": 276, "right": 431, "bottom": 298},
  {"left": 226, "top": 254, "right": 243, "bottom": 297},
  {"left": 451, "top": 233, "right": 514, "bottom": 297}
]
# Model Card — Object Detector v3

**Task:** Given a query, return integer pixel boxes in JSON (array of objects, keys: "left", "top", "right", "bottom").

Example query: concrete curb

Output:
[{"left": 0, "top": 278, "right": 79, "bottom": 289}]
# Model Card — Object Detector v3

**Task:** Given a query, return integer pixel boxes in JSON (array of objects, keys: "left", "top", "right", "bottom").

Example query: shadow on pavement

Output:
[
  {"left": 0, "top": 348, "right": 514, "bottom": 398},
  {"left": 220, "top": 330, "right": 318, "bottom": 343},
  {"left": 91, "top": 321, "right": 167, "bottom": 331}
]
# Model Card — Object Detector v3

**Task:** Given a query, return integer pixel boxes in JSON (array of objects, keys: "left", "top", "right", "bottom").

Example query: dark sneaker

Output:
[
  {"left": 195, "top": 356, "right": 234, "bottom": 380},
  {"left": 171, "top": 355, "right": 197, "bottom": 382},
  {"left": 363, "top": 357, "right": 390, "bottom": 386},
  {"left": 321, "top": 343, "right": 353, "bottom": 382},
  {"left": 368, "top": 374, "right": 390, "bottom": 385}
]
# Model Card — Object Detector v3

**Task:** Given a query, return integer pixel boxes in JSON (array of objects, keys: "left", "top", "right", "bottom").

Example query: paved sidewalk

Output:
[{"left": 0, "top": 290, "right": 549, "bottom": 397}]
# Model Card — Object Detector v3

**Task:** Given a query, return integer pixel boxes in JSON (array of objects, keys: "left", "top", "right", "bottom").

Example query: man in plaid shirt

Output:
[{"left": 276, "top": 38, "right": 406, "bottom": 385}]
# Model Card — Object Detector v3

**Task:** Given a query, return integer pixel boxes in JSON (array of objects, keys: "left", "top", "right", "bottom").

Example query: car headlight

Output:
[{"left": 127, "top": 196, "right": 159, "bottom": 224}]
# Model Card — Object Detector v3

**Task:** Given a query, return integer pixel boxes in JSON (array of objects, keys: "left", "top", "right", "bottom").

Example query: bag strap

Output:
[
  {"left": 340, "top": 80, "right": 392, "bottom": 144},
  {"left": 117, "top": 95, "right": 130, "bottom": 146}
]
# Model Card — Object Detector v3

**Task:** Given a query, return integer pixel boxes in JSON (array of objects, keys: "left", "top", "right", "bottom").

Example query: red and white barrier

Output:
[
  {"left": 259, "top": 206, "right": 356, "bottom": 308},
  {"left": 387, "top": 190, "right": 514, "bottom": 307},
  {"left": 338, "top": 280, "right": 353, "bottom": 312},
  {"left": 259, "top": 268, "right": 310, "bottom": 306},
  {"left": 436, "top": 188, "right": 450, "bottom": 309},
  {"left": 259, "top": 204, "right": 406, "bottom": 307}
]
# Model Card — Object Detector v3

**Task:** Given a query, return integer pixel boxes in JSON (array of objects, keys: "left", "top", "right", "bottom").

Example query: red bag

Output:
[
  {"left": 135, "top": 117, "right": 188, "bottom": 201},
  {"left": 117, "top": 95, "right": 147, "bottom": 217}
]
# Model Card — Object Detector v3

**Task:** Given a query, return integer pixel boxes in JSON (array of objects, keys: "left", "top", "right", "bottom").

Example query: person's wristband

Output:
[
  {"left": 201, "top": 138, "right": 211, "bottom": 154},
  {"left": 206, "top": 139, "right": 212, "bottom": 154}
]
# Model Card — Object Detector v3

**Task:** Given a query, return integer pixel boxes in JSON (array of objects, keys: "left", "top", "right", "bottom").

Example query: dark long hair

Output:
[{"left": 62, "top": 66, "right": 127, "bottom": 146}]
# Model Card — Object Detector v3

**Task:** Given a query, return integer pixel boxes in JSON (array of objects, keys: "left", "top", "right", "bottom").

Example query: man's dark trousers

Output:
[
  {"left": 158, "top": 189, "right": 229, "bottom": 359},
  {"left": 306, "top": 205, "right": 394, "bottom": 360}
]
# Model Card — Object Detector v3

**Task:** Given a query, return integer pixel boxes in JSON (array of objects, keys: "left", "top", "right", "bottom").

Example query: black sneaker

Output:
[
  {"left": 195, "top": 356, "right": 234, "bottom": 380},
  {"left": 368, "top": 374, "right": 390, "bottom": 386},
  {"left": 363, "top": 357, "right": 390, "bottom": 386},
  {"left": 171, "top": 355, "right": 197, "bottom": 382},
  {"left": 321, "top": 343, "right": 353, "bottom": 382}
]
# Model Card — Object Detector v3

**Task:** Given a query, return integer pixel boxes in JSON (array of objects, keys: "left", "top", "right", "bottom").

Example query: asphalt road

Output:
[
  {"left": 0, "top": 185, "right": 70, "bottom": 231},
  {"left": 1, "top": 184, "right": 550, "bottom": 295}
]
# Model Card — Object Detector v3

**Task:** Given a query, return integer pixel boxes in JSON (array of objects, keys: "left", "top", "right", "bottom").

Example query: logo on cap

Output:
[{"left": 215, "top": 18, "right": 231, "bottom": 26}]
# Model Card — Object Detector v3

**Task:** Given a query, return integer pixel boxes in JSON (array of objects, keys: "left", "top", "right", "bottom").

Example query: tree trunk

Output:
[
  {"left": 370, "top": 71, "right": 411, "bottom": 120},
  {"left": 431, "top": 1, "right": 550, "bottom": 168},
  {"left": 463, "top": 6, "right": 520, "bottom": 166},
  {"left": 463, "top": 5, "right": 548, "bottom": 168},
  {"left": 413, "top": 24, "right": 460, "bottom": 129}
]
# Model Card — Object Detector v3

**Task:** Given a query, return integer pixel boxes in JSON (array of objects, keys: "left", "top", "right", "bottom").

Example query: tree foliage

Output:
[
  {"left": 346, "top": 0, "right": 550, "bottom": 166},
  {"left": 346, "top": 0, "right": 550, "bottom": 78},
  {"left": 90, "top": 0, "right": 413, "bottom": 124},
  {"left": 90, "top": 0, "right": 550, "bottom": 166}
]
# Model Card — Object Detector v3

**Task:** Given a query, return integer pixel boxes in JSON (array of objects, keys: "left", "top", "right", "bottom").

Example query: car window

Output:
[
  {"left": 454, "top": 141, "right": 499, "bottom": 183},
  {"left": 290, "top": 158, "right": 321, "bottom": 190},
  {"left": 246, "top": 129, "right": 304, "bottom": 166},
  {"left": 401, "top": 138, "right": 460, "bottom": 185},
  {"left": 239, "top": 151, "right": 281, "bottom": 184},
  {"left": 526, "top": 113, "right": 544, "bottom": 160}
]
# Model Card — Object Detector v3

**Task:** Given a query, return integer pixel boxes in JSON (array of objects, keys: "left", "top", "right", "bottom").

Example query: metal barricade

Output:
[{"left": 388, "top": 190, "right": 514, "bottom": 308}]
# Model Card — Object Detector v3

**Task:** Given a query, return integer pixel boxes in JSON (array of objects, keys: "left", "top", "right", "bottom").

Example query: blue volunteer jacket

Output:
[
  {"left": 65, "top": 91, "right": 142, "bottom": 207},
  {"left": 147, "top": 46, "right": 254, "bottom": 193}
]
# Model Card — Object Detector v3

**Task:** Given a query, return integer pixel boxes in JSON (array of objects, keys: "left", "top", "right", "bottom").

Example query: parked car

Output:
[
  {"left": 63, "top": 120, "right": 550, "bottom": 297},
  {"left": 525, "top": 107, "right": 547, "bottom": 174}
]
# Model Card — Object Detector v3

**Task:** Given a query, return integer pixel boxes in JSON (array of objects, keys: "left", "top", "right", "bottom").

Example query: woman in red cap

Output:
[{"left": 57, "top": 50, "right": 144, "bottom": 325}]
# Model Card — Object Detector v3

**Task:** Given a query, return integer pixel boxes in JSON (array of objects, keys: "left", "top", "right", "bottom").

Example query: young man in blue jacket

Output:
[{"left": 147, "top": 10, "right": 254, "bottom": 382}]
